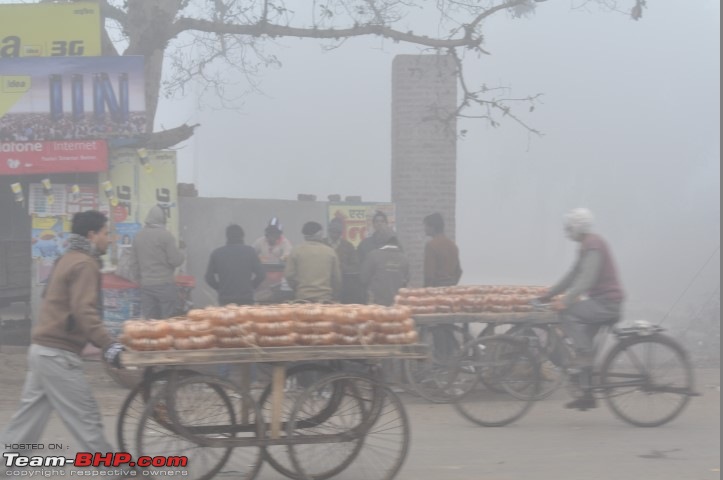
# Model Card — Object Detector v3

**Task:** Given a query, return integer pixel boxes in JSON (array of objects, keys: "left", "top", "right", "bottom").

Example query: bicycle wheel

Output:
[
  {"left": 506, "top": 324, "right": 565, "bottom": 399},
  {"left": 403, "top": 324, "right": 476, "bottom": 403},
  {"left": 117, "top": 368, "right": 198, "bottom": 455},
  {"left": 287, "top": 373, "right": 410, "bottom": 480},
  {"left": 454, "top": 335, "right": 539, "bottom": 427},
  {"left": 258, "top": 363, "right": 336, "bottom": 479},
  {"left": 600, "top": 333, "right": 694, "bottom": 427}
]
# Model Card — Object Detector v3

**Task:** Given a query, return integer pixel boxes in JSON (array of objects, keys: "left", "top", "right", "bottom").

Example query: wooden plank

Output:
[
  {"left": 121, "top": 344, "right": 429, "bottom": 368},
  {"left": 240, "top": 364, "right": 251, "bottom": 424},
  {"left": 412, "top": 312, "right": 558, "bottom": 326},
  {"left": 270, "top": 366, "right": 285, "bottom": 440}
]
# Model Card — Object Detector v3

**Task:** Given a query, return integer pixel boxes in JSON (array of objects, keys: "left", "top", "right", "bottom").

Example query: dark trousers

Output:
[{"left": 140, "top": 283, "right": 178, "bottom": 319}]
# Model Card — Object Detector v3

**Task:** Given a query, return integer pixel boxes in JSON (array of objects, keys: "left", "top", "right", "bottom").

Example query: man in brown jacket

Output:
[
  {"left": 423, "top": 212, "right": 462, "bottom": 287},
  {"left": 0, "top": 211, "right": 124, "bottom": 470}
]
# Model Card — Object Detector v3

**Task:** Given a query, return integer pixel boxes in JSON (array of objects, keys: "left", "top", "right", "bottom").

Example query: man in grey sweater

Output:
[
  {"left": 130, "top": 206, "right": 185, "bottom": 319},
  {"left": 539, "top": 208, "right": 625, "bottom": 410}
]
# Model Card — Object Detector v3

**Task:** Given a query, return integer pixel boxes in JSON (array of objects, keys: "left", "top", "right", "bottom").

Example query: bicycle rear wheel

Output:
[
  {"left": 601, "top": 333, "right": 694, "bottom": 427},
  {"left": 454, "top": 335, "right": 539, "bottom": 427}
]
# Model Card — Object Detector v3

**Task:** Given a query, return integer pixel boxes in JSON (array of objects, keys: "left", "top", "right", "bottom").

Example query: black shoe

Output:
[{"left": 565, "top": 396, "right": 598, "bottom": 411}]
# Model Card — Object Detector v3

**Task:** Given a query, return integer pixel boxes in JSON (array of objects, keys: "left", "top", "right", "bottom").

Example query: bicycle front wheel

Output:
[{"left": 601, "top": 333, "right": 694, "bottom": 427}]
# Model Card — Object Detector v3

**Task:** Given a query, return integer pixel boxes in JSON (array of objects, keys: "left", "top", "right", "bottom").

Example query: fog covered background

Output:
[{"left": 156, "top": 0, "right": 719, "bottom": 327}]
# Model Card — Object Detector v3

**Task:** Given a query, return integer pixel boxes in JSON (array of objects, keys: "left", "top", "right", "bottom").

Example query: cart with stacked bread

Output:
[
  {"left": 117, "top": 303, "right": 427, "bottom": 480},
  {"left": 396, "top": 286, "right": 558, "bottom": 415}
]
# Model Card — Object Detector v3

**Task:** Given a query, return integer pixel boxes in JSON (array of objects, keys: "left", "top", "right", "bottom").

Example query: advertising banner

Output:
[
  {"left": 29, "top": 182, "right": 99, "bottom": 217},
  {"left": 0, "top": 56, "right": 146, "bottom": 144},
  {"left": 0, "top": 140, "right": 108, "bottom": 175},
  {"left": 104, "top": 149, "right": 178, "bottom": 267},
  {"left": 327, "top": 203, "right": 396, "bottom": 248},
  {"left": 0, "top": 2, "right": 102, "bottom": 58}
]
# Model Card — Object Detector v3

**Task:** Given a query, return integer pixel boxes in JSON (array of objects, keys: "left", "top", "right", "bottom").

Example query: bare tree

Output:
[{"left": 91, "top": 0, "right": 645, "bottom": 149}]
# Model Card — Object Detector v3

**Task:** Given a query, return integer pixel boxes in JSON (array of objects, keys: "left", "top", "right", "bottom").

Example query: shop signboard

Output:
[
  {"left": 327, "top": 203, "right": 396, "bottom": 248},
  {"left": 0, "top": 2, "right": 102, "bottom": 58}
]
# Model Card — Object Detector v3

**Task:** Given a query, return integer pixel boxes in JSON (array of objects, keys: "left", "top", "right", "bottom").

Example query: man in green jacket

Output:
[
  {"left": 0, "top": 211, "right": 124, "bottom": 473},
  {"left": 285, "top": 222, "right": 341, "bottom": 303}
]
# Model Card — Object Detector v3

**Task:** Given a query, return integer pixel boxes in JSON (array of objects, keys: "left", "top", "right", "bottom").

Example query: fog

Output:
[{"left": 156, "top": 0, "right": 719, "bottom": 321}]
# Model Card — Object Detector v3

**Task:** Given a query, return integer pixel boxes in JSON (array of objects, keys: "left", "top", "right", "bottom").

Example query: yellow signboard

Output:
[
  {"left": 0, "top": 2, "right": 101, "bottom": 58},
  {"left": 328, "top": 203, "right": 396, "bottom": 248}
]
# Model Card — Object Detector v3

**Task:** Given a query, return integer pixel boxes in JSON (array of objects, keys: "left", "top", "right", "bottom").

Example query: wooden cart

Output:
[{"left": 118, "top": 344, "right": 428, "bottom": 480}]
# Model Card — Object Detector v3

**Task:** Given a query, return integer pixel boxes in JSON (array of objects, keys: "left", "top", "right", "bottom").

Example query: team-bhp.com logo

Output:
[{"left": 4, "top": 451, "right": 188, "bottom": 471}]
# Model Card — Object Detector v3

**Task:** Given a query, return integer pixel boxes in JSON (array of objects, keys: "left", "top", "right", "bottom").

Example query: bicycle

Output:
[{"left": 507, "top": 302, "right": 699, "bottom": 427}]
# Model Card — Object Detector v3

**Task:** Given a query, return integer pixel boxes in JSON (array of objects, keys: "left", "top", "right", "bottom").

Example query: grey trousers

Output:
[
  {"left": 561, "top": 298, "right": 622, "bottom": 355},
  {"left": 140, "top": 283, "right": 178, "bottom": 319},
  {"left": 0, "top": 344, "right": 114, "bottom": 455}
]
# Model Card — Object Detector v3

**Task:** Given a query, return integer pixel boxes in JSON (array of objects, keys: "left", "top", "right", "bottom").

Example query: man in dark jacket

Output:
[
  {"left": 360, "top": 227, "right": 410, "bottom": 306},
  {"left": 0, "top": 211, "right": 124, "bottom": 470},
  {"left": 326, "top": 217, "right": 363, "bottom": 304},
  {"left": 206, "top": 224, "right": 266, "bottom": 305},
  {"left": 130, "top": 205, "right": 185, "bottom": 319},
  {"left": 538, "top": 208, "right": 625, "bottom": 410},
  {"left": 357, "top": 210, "right": 392, "bottom": 265}
]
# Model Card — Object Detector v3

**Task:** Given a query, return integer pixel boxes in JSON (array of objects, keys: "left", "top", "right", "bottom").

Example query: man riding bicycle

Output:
[{"left": 537, "top": 208, "right": 625, "bottom": 410}]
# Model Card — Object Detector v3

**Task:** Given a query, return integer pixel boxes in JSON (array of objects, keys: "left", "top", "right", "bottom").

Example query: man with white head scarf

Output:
[{"left": 538, "top": 208, "right": 625, "bottom": 410}]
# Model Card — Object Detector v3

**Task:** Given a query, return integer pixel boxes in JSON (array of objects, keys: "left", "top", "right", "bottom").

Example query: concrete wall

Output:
[
  {"left": 179, "top": 197, "right": 327, "bottom": 307},
  {"left": 391, "top": 55, "right": 458, "bottom": 287}
]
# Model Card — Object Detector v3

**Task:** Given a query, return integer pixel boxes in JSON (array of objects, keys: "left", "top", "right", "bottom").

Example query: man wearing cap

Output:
[
  {"left": 252, "top": 218, "right": 293, "bottom": 303},
  {"left": 326, "top": 217, "right": 362, "bottom": 304},
  {"left": 253, "top": 218, "right": 293, "bottom": 264},
  {"left": 538, "top": 208, "right": 625, "bottom": 410},
  {"left": 285, "top": 222, "right": 342, "bottom": 303}
]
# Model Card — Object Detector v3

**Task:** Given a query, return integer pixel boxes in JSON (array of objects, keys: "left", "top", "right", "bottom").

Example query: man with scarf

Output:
[
  {"left": 284, "top": 221, "right": 341, "bottom": 303},
  {"left": 0, "top": 211, "right": 124, "bottom": 473},
  {"left": 130, "top": 205, "right": 185, "bottom": 319}
]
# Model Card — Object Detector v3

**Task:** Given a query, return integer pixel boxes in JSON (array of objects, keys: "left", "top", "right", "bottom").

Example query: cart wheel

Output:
[
  {"left": 454, "top": 335, "right": 540, "bottom": 427},
  {"left": 258, "top": 363, "right": 336, "bottom": 479},
  {"left": 136, "top": 375, "right": 263, "bottom": 480},
  {"left": 403, "top": 324, "right": 476, "bottom": 403},
  {"left": 117, "top": 369, "right": 198, "bottom": 455},
  {"left": 287, "top": 373, "right": 410, "bottom": 480}
]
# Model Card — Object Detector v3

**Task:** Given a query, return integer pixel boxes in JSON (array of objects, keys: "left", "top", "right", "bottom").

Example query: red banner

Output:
[{"left": 0, "top": 140, "right": 108, "bottom": 175}]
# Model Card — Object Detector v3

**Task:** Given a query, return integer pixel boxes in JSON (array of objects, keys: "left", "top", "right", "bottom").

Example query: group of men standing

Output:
[{"left": 204, "top": 210, "right": 463, "bottom": 309}]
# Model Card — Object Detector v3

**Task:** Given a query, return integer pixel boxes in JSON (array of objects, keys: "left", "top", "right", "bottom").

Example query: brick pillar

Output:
[{"left": 392, "top": 55, "right": 457, "bottom": 287}]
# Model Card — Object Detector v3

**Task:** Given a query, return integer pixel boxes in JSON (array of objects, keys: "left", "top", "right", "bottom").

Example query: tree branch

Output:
[
  {"left": 99, "top": 0, "right": 129, "bottom": 29},
  {"left": 172, "top": 17, "right": 483, "bottom": 49}
]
